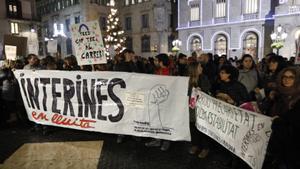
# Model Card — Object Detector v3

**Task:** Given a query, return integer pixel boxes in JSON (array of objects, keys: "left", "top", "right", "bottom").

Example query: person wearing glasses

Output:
[{"left": 265, "top": 67, "right": 300, "bottom": 169}]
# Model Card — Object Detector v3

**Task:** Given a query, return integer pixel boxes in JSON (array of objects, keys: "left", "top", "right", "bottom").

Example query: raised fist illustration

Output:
[{"left": 148, "top": 84, "right": 170, "bottom": 128}]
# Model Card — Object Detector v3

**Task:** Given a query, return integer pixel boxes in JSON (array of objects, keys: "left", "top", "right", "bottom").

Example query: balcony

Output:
[
  {"left": 243, "top": 13, "right": 259, "bottom": 20},
  {"left": 289, "top": 5, "right": 300, "bottom": 14},
  {"left": 189, "top": 20, "right": 201, "bottom": 27},
  {"left": 214, "top": 17, "right": 227, "bottom": 24}
]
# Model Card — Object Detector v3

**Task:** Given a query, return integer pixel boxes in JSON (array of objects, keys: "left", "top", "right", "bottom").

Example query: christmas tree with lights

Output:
[{"left": 104, "top": 0, "right": 125, "bottom": 56}]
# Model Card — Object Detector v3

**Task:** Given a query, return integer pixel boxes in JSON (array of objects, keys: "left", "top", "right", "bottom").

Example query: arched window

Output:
[
  {"left": 243, "top": 32, "right": 258, "bottom": 59},
  {"left": 214, "top": 34, "right": 227, "bottom": 56},
  {"left": 190, "top": 36, "right": 202, "bottom": 52}
]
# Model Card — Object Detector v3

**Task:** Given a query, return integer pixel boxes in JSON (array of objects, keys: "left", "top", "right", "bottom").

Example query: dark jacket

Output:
[
  {"left": 188, "top": 75, "right": 211, "bottom": 122},
  {"left": 115, "top": 61, "right": 139, "bottom": 73},
  {"left": 271, "top": 99, "right": 300, "bottom": 169},
  {"left": 212, "top": 80, "right": 250, "bottom": 106},
  {"left": 203, "top": 61, "right": 218, "bottom": 85}
]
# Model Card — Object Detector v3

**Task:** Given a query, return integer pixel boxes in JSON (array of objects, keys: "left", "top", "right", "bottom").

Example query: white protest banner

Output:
[
  {"left": 47, "top": 39, "right": 57, "bottom": 53},
  {"left": 4, "top": 45, "right": 17, "bottom": 60},
  {"left": 27, "top": 33, "right": 39, "bottom": 55},
  {"left": 195, "top": 92, "right": 272, "bottom": 169},
  {"left": 71, "top": 20, "right": 106, "bottom": 65},
  {"left": 21, "top": 32, "right": 39, "bottom": 55},
  {"left": 14, "top": 70, "right": 190, "bottom": 141}
]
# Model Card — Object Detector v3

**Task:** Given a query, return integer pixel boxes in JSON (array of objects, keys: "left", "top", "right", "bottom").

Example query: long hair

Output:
[
  {"left": 239, "top": 54, "right": 256, "bottom": 70},
  {"left": 188, "top": 62, "right": 201, "bottom": 87}
]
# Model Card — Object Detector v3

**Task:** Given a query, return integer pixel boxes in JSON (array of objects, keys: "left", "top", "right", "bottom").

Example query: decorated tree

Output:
[{"left": 104, "top": 0, "right": 125, "bottom": 56}]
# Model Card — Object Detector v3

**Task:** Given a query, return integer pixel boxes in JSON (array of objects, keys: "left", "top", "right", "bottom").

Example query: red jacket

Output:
[{"left": 156, "top": 67, "right": 170, "bottom": 76}]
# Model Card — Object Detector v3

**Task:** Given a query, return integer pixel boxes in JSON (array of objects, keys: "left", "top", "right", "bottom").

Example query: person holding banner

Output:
[
  {"left": 23, "top": 54, "right": 48, "bottom": 134},
  {"left": 266, "top": 67, "right": 300, "bottom": 169},
  {"left": 212, "top": 65, "right": 249, "bottom": 106},
  {"left": 115, "top": 49, "right": 142, "bottom": 144},
  {"left": 145, "top": 53, "right": 171, "bottom": 151},
  {"left": 212, "top": 65, "right": 250, "bottom": 168},
  {"left": 63, "top": 55, "right": 80, "bottom": 71},
  {"left": 114, "top": 49, "right": 139, "bottom": 73},
  {"left": 187, "top": 62, "right": 211, "bottom": 158},
  {"left": 23, "top": 54, "right": 42, "bottom": 70},
  {"left": 0, "top": 61, "right": 16, "bottom": 128}
]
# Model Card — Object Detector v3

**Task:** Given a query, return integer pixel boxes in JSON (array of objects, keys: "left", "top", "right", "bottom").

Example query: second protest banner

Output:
[{"left": 195, "top": 92, "right": 272, "bottom": 169}]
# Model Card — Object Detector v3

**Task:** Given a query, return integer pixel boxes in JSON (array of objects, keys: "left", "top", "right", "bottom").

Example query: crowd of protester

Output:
[{"left": 0, "top": 49, "right": 299, "bottom": 169}]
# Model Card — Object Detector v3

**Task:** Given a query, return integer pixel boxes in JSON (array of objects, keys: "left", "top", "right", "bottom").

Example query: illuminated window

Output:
[
  {"left": 13, "top": 5, "right": 17, "bottom": 12},
  {"left": 245, "top": 0, "right": 258, "bottom": 14},
  {"left": 243, "top": 32, "right": 258, "bottom": 60},
  {"left": 7, "top": 2, "right": 18, "bottom": 17},
  {"left": 190, "top": 4, "right": 200, "bottom": 21},
  {"left": 216, "top": 0, "right": 226, "bottom": 18},
  {"left": 190, "top": 37, "right": 202, "bottom": 52},
  {"left": 9, "top": 4, "right": 17, "bottom": 13},
  {"left": 9, "top": 5, "right": 12, "bottom": 11},
  {"left": 10, "top": 22, "right": 19, "bottom": 34},
  {"left": 214, "top": 34, "right": 227, "bottom": 56},
  {"left": 58, "top": 1, "right": 61, "bottom": 10},
  {"left": 125, "top": 0, "right": 129, "bottom": 5}
]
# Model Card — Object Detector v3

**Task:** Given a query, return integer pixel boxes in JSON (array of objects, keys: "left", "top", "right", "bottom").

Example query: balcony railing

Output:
[
  {"left": 214, "top": 17, "right": 227, "bottom": 24},
  {"left": 189, "top": 20, "right": 201, "bottom": 27},
  {"left": 243, "top": 13, "right": 259, "bottom": 20},
  {"left": 289, "top": 6, "right": 300, "bottom": 14}
]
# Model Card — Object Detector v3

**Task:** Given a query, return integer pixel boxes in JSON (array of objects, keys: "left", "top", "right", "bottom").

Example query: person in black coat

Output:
[
  {"left": 114, "top": 49, "right": 141, "bottom": 144},
  {"left": 212, "top": 65, "right": 250, "bottom": 169},
  {"left": 114, "top": 49, "right": 139, "bottom": 73},
  {"left": 265, "top": 67, "right": 300, "bottom": 169},
  {"left": 212, "top": 65, "right": 249, "bottom": 106}
]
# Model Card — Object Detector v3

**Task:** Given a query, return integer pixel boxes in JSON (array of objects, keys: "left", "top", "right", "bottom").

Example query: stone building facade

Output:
[
  {"left": 0, "top": 0, "right": 39, "bottom": 59},
  {"left": 178, "top": 0, "right": 277, "bottom": 60},
  {"left": 36, "top": 0, "right": 177, "bottom": 57}
]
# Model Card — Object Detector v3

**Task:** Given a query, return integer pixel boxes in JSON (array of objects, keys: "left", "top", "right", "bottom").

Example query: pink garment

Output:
[{"left": 239, "top": 102, "right": 261, "bottom": 113}]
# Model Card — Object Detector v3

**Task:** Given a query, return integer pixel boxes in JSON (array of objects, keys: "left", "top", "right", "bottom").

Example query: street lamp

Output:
[
  {"left": 172, "top": 39, "right": 182, "bottom": 52},
  {"left": 270, "top": 24, "right": 288, "bottom": 55},
  {"left": 53, "top": 23, "right": 67, "bottom": 37}
]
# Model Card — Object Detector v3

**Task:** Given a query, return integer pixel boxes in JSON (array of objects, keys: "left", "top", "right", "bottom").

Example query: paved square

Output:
[{"left": 1, "top": 141, "right": 103, "bottom": 169}]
